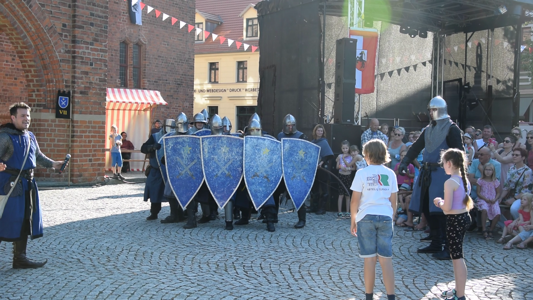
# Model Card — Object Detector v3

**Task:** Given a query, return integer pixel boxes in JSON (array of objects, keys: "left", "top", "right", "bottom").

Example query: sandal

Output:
[
  {"left": 503, "top": 243, "right": 513, "bottom": 250},
  {"left": 487, "top": 231, "right": 493, "bottom": 239},
  {"left": 496, "top": 237, "right": 505, "bottom": 244},
  {"left": 441, "top": 289, "right": 456, "bottom": 298},
  {"left": 483, "top": 230, "right": 489, "bottom": 239},
  {"left": 517, "top": 242, "right": 527, "bottom": 249}
]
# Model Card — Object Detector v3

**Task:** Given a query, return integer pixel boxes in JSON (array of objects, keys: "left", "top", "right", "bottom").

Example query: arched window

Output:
[
  {"left": 133, "top": 44, "right": 142, "bottom": 88},
  {"left": 119, "top": 42, "right": 128, "bottom": 87}
]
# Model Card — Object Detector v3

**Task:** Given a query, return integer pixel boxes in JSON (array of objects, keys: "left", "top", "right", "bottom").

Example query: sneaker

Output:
[
  {"left": 112, "top": 174, "right": 119, "bottom": 180},
  {"left": 118, "top": 174, "right": 126, "bottom": 181},
  {"left": 343, "top": 212, "right": 351, "bottom": 218},
  {"left": 336, "top": 212, "right": 343, "bottom": 218}
]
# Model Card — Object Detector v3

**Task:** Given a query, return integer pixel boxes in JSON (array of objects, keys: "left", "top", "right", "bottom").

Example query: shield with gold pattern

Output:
[
  {"left": 282, "top": 139, "right": 320, "bottom": 210},
  {"left": 201, "top": 135, "right": 243, "bottom": 209},
  {"left": 243, "top": 136, "right": 283, "bottom": 210},
  {"left": 163, "top": 136, "right": 204, "bottom": 209}
]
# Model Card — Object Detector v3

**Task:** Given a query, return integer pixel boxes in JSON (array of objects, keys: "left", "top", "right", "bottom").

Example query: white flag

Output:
[
  {"left": 467, "top": 42, "right": 472, "bottom": 48},
  {"left": 195, "top": 27, "right": 202, "bottom": 36},
  {"left": 147, "top": 6, "right": 154, "bottom": 14},
  {"left": 132, "top": 0, "right": 139, "bottom": 5},
  {"left": 162, "top": 14, "right": 169, "bottom": 21},
  {"left": 180, "top": 21, "right": 186, "bottom": 29},
  {"left": 395, "top": 57, "right": 401, "bottom": 63},
  {"left": 381, "top": 58, "right": 386, "bottom": 64},
  {"left": 504, "top": 41, "right": 509, "bottom": 48},
  {"left": 454, "top": 46, "right": 458, "bottom": 52},
  {"left": 228, "top": 39, "right": 234, "bottom": 47},
  {"left": 480, "top": 37, "right": 486, "bottom": 44},
  {"left": 243, "top": 43, "right": 249, "bottom": 50},
  {"left": 212, "top": 33, "right": 218, "bottom": 41}
]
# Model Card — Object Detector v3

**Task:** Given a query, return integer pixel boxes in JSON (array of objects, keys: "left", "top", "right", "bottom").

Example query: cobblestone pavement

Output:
[{"left": 0, "top": 183, "right": 532, "bottom": 300}]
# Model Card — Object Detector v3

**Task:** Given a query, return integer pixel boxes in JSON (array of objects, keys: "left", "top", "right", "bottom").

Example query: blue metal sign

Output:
[
  {"left": 201, "top": 136, "right": 244, "bottom": 209},
  {"left": 163, "top": 136, "right": 204, "bottom": 209},
  {"left": 243, "top": 136, "right": 283, "bottom": 210},
  {"left": 282, "top": 139, "right": 320, "bottom": 210}
]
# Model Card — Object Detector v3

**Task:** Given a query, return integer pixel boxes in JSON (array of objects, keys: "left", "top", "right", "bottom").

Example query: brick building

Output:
[{"left": 0, "top": 0, "right": 195, "bottom": 183}]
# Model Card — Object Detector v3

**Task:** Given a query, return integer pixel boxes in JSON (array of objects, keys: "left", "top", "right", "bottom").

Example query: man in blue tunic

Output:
[
  {"left": 141, "top": 119, "right": 174, "bottom": 220},
  {"left": 275, "top": 114, "right": 309, "bottom": 228},
  {"left": 399, "top": 96, "right": 464, "bottom": 260},
  {"left": 0, "top": 102, "right": 64, "bottom": 269}
]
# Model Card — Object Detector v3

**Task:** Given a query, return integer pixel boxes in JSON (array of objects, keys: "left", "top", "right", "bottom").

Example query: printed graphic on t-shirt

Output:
[{"left": 366, "top": 174, "right": 390, "bottom": 189}]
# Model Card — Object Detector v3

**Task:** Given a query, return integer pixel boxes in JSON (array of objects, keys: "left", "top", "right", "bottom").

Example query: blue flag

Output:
[{"left": 129, "top": 0, "right": 142, "bottom": 25}]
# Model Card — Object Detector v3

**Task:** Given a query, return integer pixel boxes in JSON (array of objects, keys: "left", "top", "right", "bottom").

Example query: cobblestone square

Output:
[{"left": 0, "top": 183, "right": 531, "bottom": 299}]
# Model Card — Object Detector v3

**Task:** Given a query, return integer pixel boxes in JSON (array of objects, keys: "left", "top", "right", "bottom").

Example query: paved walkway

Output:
[{"left": 0, "top": 183, "right": 531, "bottom": 299}]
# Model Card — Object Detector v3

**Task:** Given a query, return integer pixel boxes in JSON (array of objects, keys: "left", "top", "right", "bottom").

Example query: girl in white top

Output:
[{"left": 350, "top": 139, "right": 398, "bottom": 300}]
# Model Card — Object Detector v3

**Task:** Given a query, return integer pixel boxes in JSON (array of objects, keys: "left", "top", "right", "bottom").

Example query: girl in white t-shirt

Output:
[{"left": 350, "top": 139, "right": 398, "bottom": 300}]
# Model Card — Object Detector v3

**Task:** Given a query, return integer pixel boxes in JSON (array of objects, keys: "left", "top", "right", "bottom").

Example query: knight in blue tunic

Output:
[
  {"left": 399, "top": 97, "right": 464, "bottom": 260},
  {"left": 275, "top": 114, "right": 309, "bottom": 229},
  {"left": 0, "top": 102, "right": 64, "bottom": 269},
  {"left": 160, "top": 113, "right": 188, "bottom": 224},
  {"left": 141, "top": 119, "right": 174, "bottom": 220}
]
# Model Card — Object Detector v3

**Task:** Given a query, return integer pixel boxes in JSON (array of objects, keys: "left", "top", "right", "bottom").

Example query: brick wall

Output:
[
  {"left": 108, "top": 0, "right": 195, "bottom": 121},
  {"left": 0, "top": 0, "right": 195, "bottom": 183}
]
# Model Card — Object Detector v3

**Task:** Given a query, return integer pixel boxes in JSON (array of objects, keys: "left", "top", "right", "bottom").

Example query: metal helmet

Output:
[
  {"left": 221, "top": 116, "right": 232, "bottom": 134},
  {"left": 193, "top": 113, "right": 207, "bottom": 124},
  {"left": 427, "top": 96, "right": 449, "bottom": 121},
  {"left": 201, "top": 109, "right": 209, "bottom": 121},
  {"left": 210, "top": 114, "right": 223, "bottom": 135},
  {"left": 248, "top": 113, "right": 262, "bottom": 136},
  {"left": 163, "top": 119, "right": 176, "bottom": 134},
  {"left": 176, "top": 112, "right": 188, "bottom": 133},
  {"left": 282, "top": 114, "right": 297, "bottom": 134}
]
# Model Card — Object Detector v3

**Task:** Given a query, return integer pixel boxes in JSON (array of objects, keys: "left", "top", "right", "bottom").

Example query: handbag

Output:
[
  {"left": 508, "top": 168, "right": 526, "bottom": 199},
  {"left": 0, "top": 135, "right": 31, "bottom": 219}
]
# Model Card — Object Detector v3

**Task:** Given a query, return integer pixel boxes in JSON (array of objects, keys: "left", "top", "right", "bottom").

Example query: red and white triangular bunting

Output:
[
  {"left": 155, "top": 10, "right": 161, "bottom": 18},
  {"left": 204, "top": 30, "right": 210, "bottom": 39},
  {"left": 140, "top": 2, "right": 145, "bottom": 10},
  {"left": 227, "top": 39, "right": 234, "bottom": 46},
  {"left": 219, "top": 36, "right": 226, "bottom": 44},
  {"left": 504, "top": 41, "right": 509, "bottom": 48},
  {"left": 147, "top": 6, "right": 154, "bottom": 13},
  {"left": 132, "top": 0, "right": 139, "bottom": 5},
  {"left": 252, "top": 46, "right": 258, "bottom": 53},
  {"left": 235, "top": 42, "right": 242, "bottom": 49},
  {"left": 212, "top": 33, "right": 218, "bottom": 41},
  {"left": 171, "top": 17, "right": 177, "bottom": 25},
  {"left": 188, "top": 24, "right": 194, "bottom": 32},
  {"left": 195, "top": 27, "right": 202, "bottom": 36},
  {"left": 162, "top": 13, "right": 169, "bottom": 21},
  {"left": 243, "top": 43, "right": 249, "bottom": 51},
  {"left": 180, "top": 21, "right": 186, "bottom": 29}
]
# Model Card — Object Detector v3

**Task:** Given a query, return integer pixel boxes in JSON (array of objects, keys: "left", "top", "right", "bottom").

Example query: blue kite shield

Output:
[
  {"left": 163, "top": 136, "right": 204, "bottom": 209},
  {"left": 201, "top": 136, "right": 244, "bottom": 209},
  {"left": 243, "top": 136, "right": 283, "bottom": 210},
  {"left": 282, "top": 139, "right": 320, "bottom": 210},
  {"left": 157, "top": 132, "right": 174, "bottom": 185},
  {"left": 194, "top": 129, "right": 212, "bottom": 136}
]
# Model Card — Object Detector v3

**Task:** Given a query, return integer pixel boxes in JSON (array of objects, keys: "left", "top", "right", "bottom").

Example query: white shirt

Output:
[{"left": 351, "top": 164, "right": 398, "bottom": 222}]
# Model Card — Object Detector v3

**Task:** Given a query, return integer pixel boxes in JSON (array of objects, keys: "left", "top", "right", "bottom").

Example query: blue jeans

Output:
[
  {"left": 357, "top": 214, "right": 394, "bottom": 258},
  {"left": 111, "top": 152, "right": 123, "bottom": 167}
]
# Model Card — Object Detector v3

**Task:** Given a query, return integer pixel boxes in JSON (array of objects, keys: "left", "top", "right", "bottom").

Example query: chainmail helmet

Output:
[
  {"left": 221, "top": 117, "right": 232, "bottom": 134},
  {"left": 282, "top": 114, "right": 297, "bottom": 134},
  {"left": 201, "top": 109, "right": 209, "bottom": 121},
  {"left": 175, "top": 112, "right": 188, "bottom": 133},
  {"left": 163, "top": 119, "right": 176, "bottom": 134},
  {"left": 248, "top": 113, "right": 262, "bottom": 136},
  {"left": 427, "top": 96, "right": 449, "bottom": 121},
  {"left": 210, "top": 114, "right": 223, "bottom": 135}
]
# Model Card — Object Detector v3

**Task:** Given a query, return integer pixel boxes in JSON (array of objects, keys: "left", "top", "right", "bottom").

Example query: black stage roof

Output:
[{"left": 323, "top": 0, "right": 533, "bottom": 34}]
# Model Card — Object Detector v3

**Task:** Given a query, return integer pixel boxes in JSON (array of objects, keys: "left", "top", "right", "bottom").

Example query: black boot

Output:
[
  {"left": 225, "top": 221, "right": 234, "bottom": 230},
  {"left": 183, "top": 203, "right": 197, "bottom": 229},
  {"left": 12, "top": 238, "right": 47, "bottom": 269},
  {"left": 161, "top": 198, "right": 180, "bottom": 223},
  {"left": 417, "top": 229, "right": 442, "bottom": 253},
  {"left": 266, "top": 222, "right": 276, "bottom": 232},
  {"left": 175, "top": 206, "right": 185, "bottom": 222},
  {"left": 146, "top": 213, "right": 158, "bottom": 220},
  {"left": 146, "top": 203, "right": 160, "bottom": 220},
  {"left": 234, "top": 207, "right": 250, "bottom": 225},
  {"left": 432, "top": 248, "right": 451, "bottom": 260},
  {"left": 233, "top": 206, "right": 241, "bottom": 220},
  {"left": 294, "top": 207, "right": 306, "bottom": 229},
  {"left": 315, "top": 196, "right": 327, "bottom": 215},
  {"left": 198, "top": 203, "right": 211, "bottom": 223}
]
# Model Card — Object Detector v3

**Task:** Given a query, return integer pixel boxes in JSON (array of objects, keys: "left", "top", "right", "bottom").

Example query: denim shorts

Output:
[
  {"left": 518, "top": 230, "right": 533, "bottom": 241},
  {"left": 111, "top": 152, "right": 123, "bottom": 167},
  {"left": 357, "top": 214, "right": 394, "bottom": 258}
]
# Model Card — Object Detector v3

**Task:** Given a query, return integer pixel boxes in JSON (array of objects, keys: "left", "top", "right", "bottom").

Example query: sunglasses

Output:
[
  {"left": 512, "top": 154, "right": 521, "bottom": 157},
  {"left": 503, "top": 140, "right": 511, "bottom": 143},
  {"left": 528, "top": 137, "right": 533, "bottom": 140},
  {"left": 513, "top": 132, "right": 520, "bottom": 136},
  {"left": 394, "top": 133, "right": 402, "bottom": 136},
  {"left": 476, "top": 133, "right": 481, "bottom": 136}
]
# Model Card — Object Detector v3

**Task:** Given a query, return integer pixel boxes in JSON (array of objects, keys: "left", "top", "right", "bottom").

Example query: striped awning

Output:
[{"left": 106, "top": 88, "right": 168, "bottom": 108}]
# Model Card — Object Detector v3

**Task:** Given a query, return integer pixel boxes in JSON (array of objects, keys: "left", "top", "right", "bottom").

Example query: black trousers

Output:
[{"left": 422, "top": 189, "right": 447, "bottom": 246}]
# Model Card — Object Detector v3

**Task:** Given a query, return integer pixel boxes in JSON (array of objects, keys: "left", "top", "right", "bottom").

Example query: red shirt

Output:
[{"left": 121, "top": 139, "right": 134, "bottom": 150}]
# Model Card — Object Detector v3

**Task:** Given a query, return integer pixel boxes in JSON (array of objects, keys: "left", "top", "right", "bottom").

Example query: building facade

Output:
[
  {"left": 0, "top": 0, "right": 195, "bottom": 183},
  {"left": 194, "top": 0, "right": 259, "bottom": 131}
]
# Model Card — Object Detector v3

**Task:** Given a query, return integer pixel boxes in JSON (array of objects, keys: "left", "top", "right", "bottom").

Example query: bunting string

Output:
[{"left": 127, "top": 0, "right": 258, "bottom": 52}]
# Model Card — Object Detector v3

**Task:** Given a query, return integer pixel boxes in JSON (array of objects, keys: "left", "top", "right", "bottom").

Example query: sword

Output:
[
  {"left": 215, "top": 159, "right": 234, "bottom": 178},
  {"left": 176, "top": 156, "right": 196, "bottom": 179}
]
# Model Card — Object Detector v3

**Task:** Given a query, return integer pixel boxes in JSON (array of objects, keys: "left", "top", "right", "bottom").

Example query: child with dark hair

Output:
[
  {"left": 433, "top": 148, "right": 474, "bottom": 300},
  {"left": 350, "top": 139, "right": 397, "bottom": 300}
]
